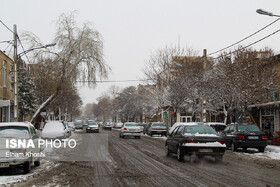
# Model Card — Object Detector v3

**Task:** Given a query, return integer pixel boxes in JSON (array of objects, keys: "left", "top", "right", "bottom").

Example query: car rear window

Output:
[
  {"left": 237, "top": 124, "right": 261, "bottom": 132},
  {"left": 88, "top": 122, "right": 98, "bottom": 126},
  {"left": 152, "top": 123, "right": 165, "bottom": 127},
  {"left": 125, "top": 123, "right": 138, "bottom": 127},
  {"left": 0, "top": 126, "right": 30, "bottom": 139},
  {"left": 184, "top": 125, "right": 218, "bottom": 135}
]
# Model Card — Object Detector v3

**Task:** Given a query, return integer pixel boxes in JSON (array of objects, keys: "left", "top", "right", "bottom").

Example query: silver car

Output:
[{"left": 119, "top": 122, "right": 141, "bottom": 139}]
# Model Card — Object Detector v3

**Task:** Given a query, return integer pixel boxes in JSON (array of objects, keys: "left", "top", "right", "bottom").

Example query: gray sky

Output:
[{"left": 1, "top": 0, "right": 280, "bottom": 106}]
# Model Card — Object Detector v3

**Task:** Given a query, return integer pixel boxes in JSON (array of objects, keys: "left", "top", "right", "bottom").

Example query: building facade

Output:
[{"left": 0, "top": 51, "right": 14, "bottom": 122}]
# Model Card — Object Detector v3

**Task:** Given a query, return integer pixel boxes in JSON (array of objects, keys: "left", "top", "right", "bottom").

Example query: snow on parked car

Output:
[{"left": 41, "top": 121, "right": 69, "bottom": 139}]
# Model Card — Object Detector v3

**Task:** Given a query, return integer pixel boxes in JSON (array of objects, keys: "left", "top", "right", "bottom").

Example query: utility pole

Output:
[
  {"left": 13, "top": 24, "right": 18, "bottom": 122},
  {"left": 202, "top": 49, "right": 207, "bottom": 123}
]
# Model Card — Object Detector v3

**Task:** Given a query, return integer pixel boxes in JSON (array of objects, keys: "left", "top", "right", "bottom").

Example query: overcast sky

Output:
[{"left": 1, "top": 0, "right": 280, "bottom": 106}]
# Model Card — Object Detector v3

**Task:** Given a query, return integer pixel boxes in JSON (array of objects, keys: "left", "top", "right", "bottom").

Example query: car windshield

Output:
[
  {"left": 152, "top": 123, "right": 165, "bottom": 127},
  {"left": 184, "top": 125, "right": 218, "bottom": 135},
  {"left": 0, "top": 126, "right": 30, "bottom": 139},
  {"left": 237, "top": 124, "right": 261, "bottom": 132},
  {"left": 125, "top": 123, "right": 139, "bottom": 127},
  {"left": 74, "top": 122, "right": 82, "bottom": 126},
  {"left": 88, "top": 122, "right": 98, "bottom": 126}
]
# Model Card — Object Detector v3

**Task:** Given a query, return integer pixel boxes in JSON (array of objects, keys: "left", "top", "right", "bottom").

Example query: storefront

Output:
[{"left": 249, "top": 101, "right": 280, "bottom": 135}]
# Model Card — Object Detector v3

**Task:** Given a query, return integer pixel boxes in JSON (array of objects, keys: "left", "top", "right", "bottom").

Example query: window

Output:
[
  {"left": 175, "top": 126, "right": 182, "bottom": 136},
  {"left": 3, "top": 61, "right": 7, "bottom": 88}
]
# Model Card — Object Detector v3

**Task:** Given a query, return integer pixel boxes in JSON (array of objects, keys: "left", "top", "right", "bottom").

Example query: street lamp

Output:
[
  {"left": 13, "top": 40, "right": 56, "bottom": 122},
  {"left": 18, "top": 43, "right": 56, "bottom": 57},
  {"left": 256, "top": 9, "right": 280, "bottom": 17}
]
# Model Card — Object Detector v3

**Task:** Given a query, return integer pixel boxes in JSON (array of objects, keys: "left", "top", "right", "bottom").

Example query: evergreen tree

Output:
[{"left": 18, "top": 64, "right": 37, "bottom": 121}]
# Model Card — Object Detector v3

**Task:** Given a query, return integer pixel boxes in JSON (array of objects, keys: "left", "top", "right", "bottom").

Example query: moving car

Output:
[
  {"left": 86, "top": 121, "right": 99, "bottom": 133},
  {"left": 0, "top": 122, "right": 41, "bottom": 174},
  {"left": 221, "top": 123, "right": 268, "bottom": 152},
  {"left": 119, "top": 122, "right": 141, "bottom": 139},
  {"left": 206, "top": 122, "right": 227, "bottom": 134},
  {"left": 115, "top": 122, "right": 124, "bottom": 129},
  {"left": 41, "top": 121, "right": 69, "bottom": 139},
  {"left": 165, "top": 124, "right": 226, "bottom": 162},
  {"left": 103, "top": 122, "right": 112, "bottom": 130},
  {"left": 147, "top": 122, "right": 167, "bottom": 136},
  {"left": 74, "top": 121, "right": 83, "bottom": 129}
]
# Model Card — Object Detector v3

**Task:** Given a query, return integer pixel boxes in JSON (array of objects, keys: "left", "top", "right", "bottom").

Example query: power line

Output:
[
  {"left": 213, "top": 28, "right": 280, "bottom": 59},
  {"left": 0, "top": 20, "right": 13, "bottom": 33},
  {"left": 77, "top": 79, "right": 154, "bottom": 83},
  {"left": 208, "top": 18, "right": 280, "bottom": 56}
]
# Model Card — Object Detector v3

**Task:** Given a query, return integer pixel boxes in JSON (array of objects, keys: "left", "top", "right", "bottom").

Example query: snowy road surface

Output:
[{"left": 1, "top": 129, "right": 280, "bottom": 187}]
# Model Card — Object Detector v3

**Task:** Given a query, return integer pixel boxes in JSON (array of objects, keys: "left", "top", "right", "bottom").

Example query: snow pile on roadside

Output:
[
  {"left": 241, "top": 145, "right": 280, "bottom": 160},
  {"left": 0, "top": 160, "right": 57, "bottom": 186}
]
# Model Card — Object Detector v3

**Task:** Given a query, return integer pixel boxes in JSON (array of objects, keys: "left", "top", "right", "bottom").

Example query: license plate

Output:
[
  {"left": 0, "top": 163, "right": 9, "bottom": 168},
  {"left": 199, "top": 149, "right": 213, "bottom": 153},
  {"left": 248, "top": 136, "right": 259, "bottom": 140}
]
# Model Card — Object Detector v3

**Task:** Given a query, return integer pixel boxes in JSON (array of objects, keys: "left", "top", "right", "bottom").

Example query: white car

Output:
[
  {"left": 119, "top": 122, "right": 141, "bottom": 139},
  {"left": 115, "top": 122, "right": 123, "bottom": 129},
  {"left": 168, "top": 122, "right": 204, "bottom": 135},
  {"left": 41, "top": 121, "right": 69, "bottom": 139},
  {"left": 0, "top": 122, "right": 41, "bottom": 174}
]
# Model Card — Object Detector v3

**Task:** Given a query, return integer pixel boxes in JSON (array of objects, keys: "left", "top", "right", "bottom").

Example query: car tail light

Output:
[
  {"left": 262, "top": 136, "right": 268, "bottom": 140},
  {"left": 237, "top": 136, "right": 245, "bottom": 140},
  {"left": 184, "top": 140, "right": 197, "bottom": 143},
  {"left": 218, "top": 141, "right": 225, "bottom": 144},
  {"left": 124, "top": 128, "right": 127, "bottom": 130}
]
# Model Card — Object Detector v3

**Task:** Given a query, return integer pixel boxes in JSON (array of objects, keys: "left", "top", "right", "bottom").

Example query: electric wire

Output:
[
  {"left": 77, "top": 79, "right": 154, "bottom": 83},
  {"left": 208, "top": 18, "right": 280, "bottom": 56},
  {"left": 0, "top": 20, "right": 13, "bottom": 33},
  {"left": 213, "top": 28, "right": 280, "bottom": 60}
]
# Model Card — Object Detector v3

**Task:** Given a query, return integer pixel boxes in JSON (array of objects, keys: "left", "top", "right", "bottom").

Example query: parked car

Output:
[
  {"left": 86, "top": 121, "right": 99, "bottom": 133},
  {"left": 74, "top": 121, "right": 83, "bottom": 129},
  {"left": 147, "top": 122, "right": 167, "bottom": 136},
  {"left": 168, "top": 122, "right": 204, "bottom": 135},
  {"left": 41, "top": 121, "right": 69, "bottom": 139},
  {"left": 165, "top": 124, "right": 226, "bottom": 162},
  {"left": 119, "top": 122, "right": 141, "bottom": 139},
  {"left": 0, "top": 122, "right": 41, "bottom": 174},
  {"left": 103, "top": 122, "right": 112, "bottom": 130},
  {"left": 205, "top": 122, "right": 227, "bottom": 134},
  {"left": 115, "top": 122, "right": 124, "bottom": 129},
  {"left": 221, "top": 123, "right": 268, "bottom": 152}
]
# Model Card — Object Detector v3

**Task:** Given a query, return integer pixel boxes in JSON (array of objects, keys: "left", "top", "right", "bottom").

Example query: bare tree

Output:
[{"left": 22, "top": 12, "right": 109, "bottom": 123}]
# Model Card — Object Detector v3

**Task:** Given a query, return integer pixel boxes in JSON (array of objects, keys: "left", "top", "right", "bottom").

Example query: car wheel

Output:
[
  {"left": 165, "top": 144, "right": 170, "bottom": 156},
  {"left": 34, "top": 160, "right": 40, "bottom": 167},
  {"left": 177, "top": 147, "right": 184, "bottom": 161},
  {"left": 215, "top": 155, "right": 223, "bottom": 162},
  {"left": 258, "top": 147, "right": 265, "bottom": 153},
  {"left": 231, "top": 142, "right": 237, "bottom": 152},
  {"left": 23, "top": 161, "right": 31, "bottom": 174}
]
